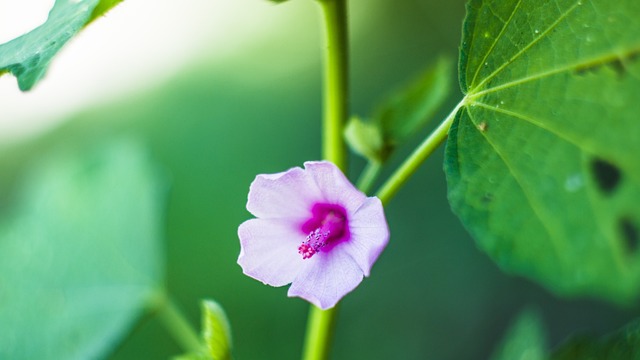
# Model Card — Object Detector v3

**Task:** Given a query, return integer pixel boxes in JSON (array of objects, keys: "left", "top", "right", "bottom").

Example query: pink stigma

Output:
[{"left": 298, "top": 203, "right": 349, "bottom": 260}]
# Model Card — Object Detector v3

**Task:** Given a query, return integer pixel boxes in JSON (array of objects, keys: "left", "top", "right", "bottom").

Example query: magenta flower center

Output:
[{"left": 298, "top": 203, "right": 349, "bottom": 259}]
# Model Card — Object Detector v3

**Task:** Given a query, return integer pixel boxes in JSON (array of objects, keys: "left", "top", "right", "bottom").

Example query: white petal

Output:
[
  {"left": 238, "top": 218, "right": 307, "bottom": 287},
  {"left": 304, "top": 161, "right": 366, "bottom": 213},
  {"left": 247, "top": 166, "right": 322, "bottom": 220},
  {"left": 342, "top": 197, "right": 389, "bottom": 276},
  {"left": 288, "top": 250, "right": 364, "bottom": 309}
]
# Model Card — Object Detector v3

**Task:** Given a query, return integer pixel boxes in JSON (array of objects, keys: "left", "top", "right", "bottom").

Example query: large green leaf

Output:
[
  {"left": 0, "top": 140, "right": 165, "bottom": 359},
  {"left": 0, "top": 0, "right": 123, "bottom": 91},
  {"left": 445, "top": 0, "right": 640, "bottom": 303}
]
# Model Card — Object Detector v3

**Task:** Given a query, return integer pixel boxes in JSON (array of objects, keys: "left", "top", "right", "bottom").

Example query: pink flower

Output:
[{"left": 238, "top": 161, "right": 389, "bottom": 309}]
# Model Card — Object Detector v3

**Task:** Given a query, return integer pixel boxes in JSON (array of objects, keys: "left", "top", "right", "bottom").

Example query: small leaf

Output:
[
  {"left": 0, "top": 139, "right": 165, "bottom": 359},
  {"left": 375, "top": 55, "right": 453, "bottom": 148},
  {"left": 0, "top": 0, "right": 124, "bottom": 91},
  {"left": 346, "top": 56, "right": 453, "bottom": 163},
  {"left": 491, "top": 309, "right": 547, "bottom": 360},
  {"left": 88, "top": 0, "right": 124, "bottom": 25},
  {"left": 551, "top": 319, "right": 640, "bottom": 359},
  {"left": 445, "top": 0, "right": 640, "bottom": 303},
  {"left": 202, "top": 300, "right": 233, "bottom": 360},
  {"left": 344, "top": 116, "right": 386, "bottom": 163}
]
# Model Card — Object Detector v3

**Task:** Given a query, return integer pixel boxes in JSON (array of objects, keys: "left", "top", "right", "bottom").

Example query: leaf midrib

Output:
[{"left": 464, "top": 108, "right": 567, "bottom": 263}]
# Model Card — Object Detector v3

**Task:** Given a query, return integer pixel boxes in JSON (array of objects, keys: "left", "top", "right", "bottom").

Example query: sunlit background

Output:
[{"left": 0, "top": 0, "right": 634, "bottom": 359}]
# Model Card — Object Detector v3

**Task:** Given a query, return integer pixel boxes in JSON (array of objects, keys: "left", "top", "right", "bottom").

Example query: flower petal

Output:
[
  {"left": 288, "top": 250, "right": 364, "bottom": 309},
  {"left": 304, "top": 161, "right": 366, "bottom": 214},
  {"left": 341, "top": 197, "right": 389, "bottom": 277},
  {"left": 247, "top": 166, "right": 322, "bottom": 220},
  {"left": 238, "top": 218, "right": 306, "bottom": 287}
]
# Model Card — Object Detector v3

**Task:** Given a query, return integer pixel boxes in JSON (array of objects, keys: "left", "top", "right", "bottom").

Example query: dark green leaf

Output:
[
  {"left": 446, "top": 0, "right": 640, "bottom": 303},
  {"left": 551, "top": 319, "right": 640, "bottom": 359},
  {"left": 0, "top": 0, "right": 123, "bottom": 91},
  {"left": 491, "top": 309, "right": 547, "bottom": 360},
  {"left": 346, "top": 56, "right": 453, "bottom": 163},
  {"left": 375, "top": 55, "right": 453, "bottom": 148},
  {"left": 0, "top": 140, "right": 165, "bottom": 359}
]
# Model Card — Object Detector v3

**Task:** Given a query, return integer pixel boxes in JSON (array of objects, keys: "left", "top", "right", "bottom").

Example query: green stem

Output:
[
  {"left": 302, "top": 1, "right": 349, "bottom": 360},
  {"left": 156, "top": 295, "right": 202, "bottom": 353},
  {"left": 302, "top": 305, "right": 339, "bottom": 360},
  {"left": 376, "top": 100, "right": 464, "bottom": 205},
  {"left": 356, "top": 161, "right": 382, "bottom": 194},
  {"left": 320, "top": 0, "right": 349, "bottom": 171}
]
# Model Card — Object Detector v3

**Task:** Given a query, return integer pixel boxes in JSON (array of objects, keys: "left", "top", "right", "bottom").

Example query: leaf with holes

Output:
[
  {"left": 445, "top": 0, "right": 640, "bottom": 304},
  {"left": 0, "top": 140, "right": 165, "bottom": 359},
  {"left": 0, "top": 0, "right": 123, "bottom": 91}
]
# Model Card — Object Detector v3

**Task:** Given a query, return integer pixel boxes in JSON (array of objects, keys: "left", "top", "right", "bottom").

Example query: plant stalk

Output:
[
  {"left": 376, "top": 100, "right": 464, "bottom": 205},
  {"left": 302, "top": 0, "right": 349, "bottom": 359}
]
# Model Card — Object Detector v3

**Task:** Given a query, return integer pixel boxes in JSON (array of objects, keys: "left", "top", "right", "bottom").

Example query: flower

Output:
[{"left": 237, "top": 161, "right": 389, "bottom": 309}]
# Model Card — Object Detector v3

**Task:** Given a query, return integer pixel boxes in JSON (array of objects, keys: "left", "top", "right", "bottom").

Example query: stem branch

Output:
[
  {"left": 376, "top": 100, "right": 464, "bottom": 205},
  {"left": 356, "top": 161, "right": 382, "bottom": 194},
  {"left": 156, "top": 295, "right": 202, "bottom": 353},
  {"left": 302, "top": 0, "right": 349, "bottom": 359}
]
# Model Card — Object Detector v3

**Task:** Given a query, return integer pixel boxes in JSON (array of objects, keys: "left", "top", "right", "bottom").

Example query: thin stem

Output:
[
  {"left": 320, "top": 0, "right": 349, "bottom": 171},
  {"left": 156, "top": 295, "right": 202, "bottom": 353},
  {"left": 302, "top": 306, "right": 339, "bottom": 360},
  {"left": 356, "top": 161, "right": 382, "bottom": 194},
  {"left": 376, "top": 100, "right": 465, "bottom": 205},
  {"left": 302, "top": 0, "right": 349, "bottom": 359}
]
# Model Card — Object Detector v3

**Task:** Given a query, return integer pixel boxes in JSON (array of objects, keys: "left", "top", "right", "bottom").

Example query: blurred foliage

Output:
[
  {"left": 0, "top": 140, "right": 164, "bottom": 359},
  {"left": 491, "top": 309, "right": 546, "bottom": 360},
  {"left": 0, "top": 0, "right": 639, "bottom": 359},
  {"left": 177, "top": 300, "right": 233, "bottom": 360},
  {"left": 552, "top": 319, "right": 640, "bottom": 359},
  {"left": 0, "top": 0, "right": 124, "bottom": 91},
  {"left": 345, "top": 56, "right": 453, "bottom": 163}
]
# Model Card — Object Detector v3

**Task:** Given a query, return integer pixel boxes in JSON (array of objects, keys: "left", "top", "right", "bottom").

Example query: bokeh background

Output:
[{"left": 0, "top": 0, "right": 636, "bottom": 358}]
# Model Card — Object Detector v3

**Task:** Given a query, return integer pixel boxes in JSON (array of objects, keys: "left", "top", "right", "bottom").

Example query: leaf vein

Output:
[
  {"left": 465, "top": 107, "right": 566, "bottom": 259},
  {"left": 470, "top": 0, "right": 582, "bottom": 94},
  {"left": 469, "top": 0, "right": 524, "bottom": 89},
  {"left": 468, "top": 45, "right": 640, "bottom": 99}
]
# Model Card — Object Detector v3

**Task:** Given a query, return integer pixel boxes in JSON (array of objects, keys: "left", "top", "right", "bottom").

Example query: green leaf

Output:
[
  {"left": 375, "top": 55, "right": 453, "bottom": 148},
  {"left": 445, "top": 0, "right": 640, "bottom": 303},
  {"left": 491, "top": 309, "right": 547, "bottom": 360},
  {"left": 174, "top": 353, "right": 210, "bottom": 360},
  {"left": 551, "top": 319, "right": 640, "bottom": 359},
  {"left": 202, "top": 300, "right": 233, "bottom": 360},
  {"left": 0, "top": 0, "right": 123, "bottom": 91},
  {"left": 344, "top": 116, "right": 386, "bottom": 163},
  {"left": 346, "top": 56, "right": 453, "bottom": 163},
  {"left": 0, "top": 140, "right": 165, "bottom": 359}
]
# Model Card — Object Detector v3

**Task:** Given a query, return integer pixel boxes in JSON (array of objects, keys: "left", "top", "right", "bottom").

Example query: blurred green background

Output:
[{"left": 0, "top": 0, "right": 636, "bottom": 358}]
